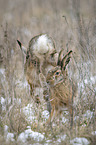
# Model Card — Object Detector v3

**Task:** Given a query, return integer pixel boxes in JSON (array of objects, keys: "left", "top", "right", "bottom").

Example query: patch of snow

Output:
[
  {"left": 4, "top": 125, "right": 8, "bottom": 133},
  {"left": 23, "top": 104, "right": 34, "bottom": 115},
  {"left": 57, "top": 134, "right": 67, "bottom": 143},
  {"left": 91, "top": 131, "right": 96, "bottom": 135},
  {"left": 17, "top": 128, "right": 44, "bottom": 142},
  {"left": 57, "top": 138, "right": 61, "bottom": 143},
  {"left": 27, "top": 116, "right": 36, "bottom": 123},
  {"left": 4, "top": 125, "right": 15, "bottom": 142},
  {"left": 1, "top": 97, "right": 5, "bottom": 105},
  {"left": 17, "top": 132, "right": 26, "bottom": 143},
  {"left": 46, "top": 139, "right": 52, "bottom": 143},
  {"left": 83, "top": 110, "right": 93, "bottom": 120},
  {"left": 42, "top": 110, "right": 49, "bottom": 120},
  {"left": 0, "top": 68, "right": 6, "bottom": 83},
  {"left": 1, "top": 97, "right": 6, "bottom": 111},
  {"left": 23, "top": 104, "right": 36, "bottom": 123},
  {"left": 26, "top": 126, "right": 31, "bottom": 129},
  {"left": 70, "top": 137, "right": 90, "bottom": 145},
  {"left": 62, "top": 117, "right": 69, "bottom": 124},
  {"left": 6, "top": 133, "right": 15, "bottom": 142},
  {"left": 90, "top": 76, "right": 96, "bottom": 84},
  {"left": 0, "top": 68, "right": 5, "bottom": 74}
]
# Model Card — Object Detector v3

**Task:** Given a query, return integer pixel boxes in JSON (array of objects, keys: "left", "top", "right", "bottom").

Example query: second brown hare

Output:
[
  {"left": 39, "top": 50, "right": 76, "bottom": 126},
  {"left": 17, "top": 34, "right": 58, "bottom": 103}
]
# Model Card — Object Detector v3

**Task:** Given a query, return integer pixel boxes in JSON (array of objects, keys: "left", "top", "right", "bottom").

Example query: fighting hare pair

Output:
[
  {"left": 39, "top": 50, "right": 76, "bottom": 125},
  {"left": 17, "top": 34, "right": 76, "bottom": 125},
  {"left": 17, "top": 34, "right": 58, "bottom": 103}
]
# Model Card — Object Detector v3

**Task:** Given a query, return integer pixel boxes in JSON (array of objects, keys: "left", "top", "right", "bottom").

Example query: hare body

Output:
[
  {"left": 17, "top": 34, "right": 58, "bottom": 102},
  {"left": 46, "top": 67, "right": 74, "bottom": 122}
]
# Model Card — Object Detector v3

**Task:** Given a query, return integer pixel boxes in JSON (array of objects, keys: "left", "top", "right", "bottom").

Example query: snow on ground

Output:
[
  {"left": 70, "top": 137, "right": 90, "bottom": 145},
  {"left": 42, "top": 110, "right": 49, "bottom": 121},
  {"left": 56, "top": 134, "right": 67, "bottom": 143},
  {"left": 83, "top": 110, "right": 93, "bottom": 120},
  {"left": 91, "top": 131, "right": 96, "bottom": 135},
  {"left": 4, "top": 125, "right": 44, "bottom": 143},
  {"left": 4, "top": 125, "right": 15, "bottom": 142},
  {"left": 44, "top": 134, "right": 67, "bottom": 144},
  {"left": 23, "top": 103, "right": 50, "bottom": 124},
  {"left": 61, "top": 116, "right": 69, "bottom": 124},
  {"left": 0, "top": 97, "right": 6, "bottom": 111},
  {"left": 17, "top": 126, "right": 44, "bottom": 143},
  {"left": 23, "top": 103, "right": 37, "bottom": 124},
  {"left": 0, "top": 68, "right": 5, "bottom": 75},
  {"left": 6, "top": 133, "right": 15, "bottom": 142}
]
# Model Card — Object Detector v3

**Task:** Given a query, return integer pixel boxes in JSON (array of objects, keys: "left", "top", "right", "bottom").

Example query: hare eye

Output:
[{"left": 55, "top": 71, "right": 60, "bottom": 75}]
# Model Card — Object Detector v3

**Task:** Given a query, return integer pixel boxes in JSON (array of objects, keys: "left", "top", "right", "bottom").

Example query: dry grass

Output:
[{"left": 0, "top": 0, "right": 96, "bottom": 144}]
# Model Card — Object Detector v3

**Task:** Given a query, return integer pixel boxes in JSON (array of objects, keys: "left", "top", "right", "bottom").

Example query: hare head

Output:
[{"left": 46, "top": 66, "right": 64, "bottom": 86}]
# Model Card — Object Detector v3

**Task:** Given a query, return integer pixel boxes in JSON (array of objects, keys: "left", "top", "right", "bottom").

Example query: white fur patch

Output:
[{"left": 33, "top": 34, "right": 54, "bottom": 57}]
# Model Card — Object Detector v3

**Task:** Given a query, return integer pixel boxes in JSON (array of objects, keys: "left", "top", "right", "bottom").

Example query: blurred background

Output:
[{"left": 0, "top": 0, "right": 96, "bottom": 144}]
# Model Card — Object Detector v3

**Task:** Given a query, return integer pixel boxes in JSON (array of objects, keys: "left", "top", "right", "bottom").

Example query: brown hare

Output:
[
  {"left": 17, "top": 34, "right": 58, "bottom": 103},
  {"left": 39, "top": 50, "right": 76, "bottom": 126}
]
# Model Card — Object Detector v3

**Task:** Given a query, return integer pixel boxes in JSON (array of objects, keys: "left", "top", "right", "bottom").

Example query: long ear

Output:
[
  {"left": 17, "top": 40, "right": 27, "bottom": 54},
  {"left": 57, "top": 49, "right": 64, "bottom": 66},
  {"left": 61, "top": 50, "right": 72, "bottom": 70}
]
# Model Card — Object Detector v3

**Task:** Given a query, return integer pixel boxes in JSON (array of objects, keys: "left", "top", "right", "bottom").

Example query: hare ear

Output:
[
  {"left": 57, "top": 49, "right": 64, "bottom": 66},
  {"left": 61, "top": 50, "right": 72, "bottom": 70},
  {"left": 17, "top": 40, "right": 27, "bottom": 54},
  {"left": 39, "top": 73, "right": 47, "bottom": 88}
]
